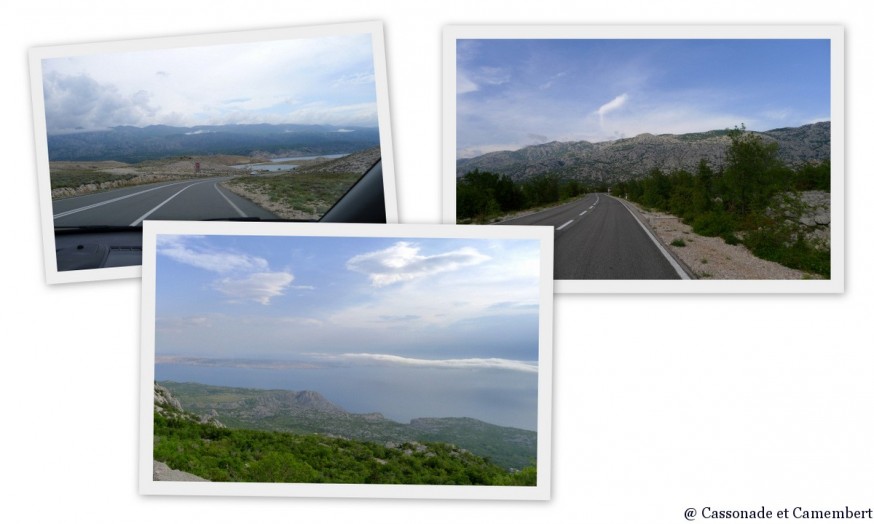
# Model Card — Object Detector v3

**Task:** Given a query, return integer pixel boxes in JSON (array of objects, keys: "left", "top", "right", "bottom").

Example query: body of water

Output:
[
  {"left": 231, "top": 153, "right": 349, "bottom": 173},
  {"left": 270, "top": 153, "right": 348, "bottom": 162},
  {"left": 155, "top": 362, "right": 538, "bottom": 431}
]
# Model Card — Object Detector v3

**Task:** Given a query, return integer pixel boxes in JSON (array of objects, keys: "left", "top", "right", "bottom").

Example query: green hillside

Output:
[
  {"left": 160, "top": 381, "right": 537, "bottom": 471},
  {"left": 154, "top": 393, "right": 536, "bottom": 485}
]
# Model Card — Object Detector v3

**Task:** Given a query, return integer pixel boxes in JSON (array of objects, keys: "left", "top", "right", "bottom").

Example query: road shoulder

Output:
[{"left": 617, "top": 198, "right": 820, "bottom": 280}]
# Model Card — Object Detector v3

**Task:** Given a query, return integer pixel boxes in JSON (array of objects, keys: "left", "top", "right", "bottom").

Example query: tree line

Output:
[
  {"left": 456, "top": 170, "right": 606, "bottom": 222},
  {"left": 613, "top": 127, "right": 830, "bottom": 276}
]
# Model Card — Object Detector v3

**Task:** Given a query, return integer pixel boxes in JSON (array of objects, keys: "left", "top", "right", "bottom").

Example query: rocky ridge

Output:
[{"left": 457, "top": 122, "right": 830, "bottom": 183}]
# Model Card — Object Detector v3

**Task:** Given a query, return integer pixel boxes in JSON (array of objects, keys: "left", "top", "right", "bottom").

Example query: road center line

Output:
[
  {"left": 556, "top": 219, "right": 574, "bottom": 231},
  {"left": 579, "top": 210, "right": 588, "bottom": 216},
  {"left": 128, "top": 181, "right": 205, "bottom": 226},
  {"left": 52, "top": 180, "right": 191, "bottom": 219},
  {"left": 213, "top": 182, "right": 247, "bottom": 218},
  {"left": 615, "top": 198, "right": 691, "bottom": 280}
]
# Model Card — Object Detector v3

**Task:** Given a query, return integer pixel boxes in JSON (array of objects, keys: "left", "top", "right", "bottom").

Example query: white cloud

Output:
[
  {"left": 457, "top": 65, "right": 510, "bottom": 96},
  {"left": 213, "top": 272, "right": 295, "bottom": 305},
  {"left": 457, "top": 72, "right": 478, "bottom": 94},
  {"left": 346, "top": 241, "right": 491, "bottom": 287},
  {"left": 157, "top": 236, "right": 268, "bottom": 273},
  {"left": 314, "top": 352, "right": 538, "bottom": 373},
  {"left": 596, "top": 93, "right": 629, "bottom": 122},
  {"left": 42, "top": 71, "right": 160, "bottom": 133}
]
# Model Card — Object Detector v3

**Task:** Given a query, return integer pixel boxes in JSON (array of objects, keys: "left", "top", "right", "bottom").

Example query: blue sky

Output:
[
  {"left": 457, "top": 39, "right": 831, "bottom": 158},
  {"left": 154, "top": 234, "right": 542, "bottom": 429},
  {"left": 42, "top": 33, "right": 377, "bottom": 133}
]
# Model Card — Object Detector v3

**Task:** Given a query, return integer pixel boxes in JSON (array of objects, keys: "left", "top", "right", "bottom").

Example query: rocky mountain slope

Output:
[
  {"left": 159, "top": 381, "right": 536, "bottom": 471},
  {"left": 456, "top": 122, "right": 830, "bottom": 183}
]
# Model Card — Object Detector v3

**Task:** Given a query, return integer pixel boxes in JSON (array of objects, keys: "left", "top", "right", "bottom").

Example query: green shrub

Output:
[
  {"left": 743, "top": 228, "right": 830, "bottom": 277},
  {"left": 691, "top": 209, "right": 737, "bottom": 238}
]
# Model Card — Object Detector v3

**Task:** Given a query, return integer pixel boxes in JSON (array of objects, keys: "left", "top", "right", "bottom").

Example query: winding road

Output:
[
  {"left": 52, "top": 177, "right": 278, "bottom": 227},
  {"left": 501, "top": 193, "right": 690, "bottom": 280}
]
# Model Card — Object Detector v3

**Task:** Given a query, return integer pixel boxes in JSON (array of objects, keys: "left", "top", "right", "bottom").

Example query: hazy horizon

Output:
[
  {"left": 457, "top": 38, "right": 830, "bottom": 158},
  {"left": 154, "top": 234, "right": 543, "bottom": 431},
  {"left": 46, "top": 121, "right": 379, "bottom": 135}
]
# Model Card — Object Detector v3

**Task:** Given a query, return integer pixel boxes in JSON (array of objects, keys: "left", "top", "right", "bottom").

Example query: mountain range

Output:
[
  {"left": 47, "top": 123, "right": 380, "bottom": 163},
  {"left": 456, "top": 122, "right": 830, "bottom": 184},
  {"left": 159, "top": 381, "right": 536, "bottom": 471}
]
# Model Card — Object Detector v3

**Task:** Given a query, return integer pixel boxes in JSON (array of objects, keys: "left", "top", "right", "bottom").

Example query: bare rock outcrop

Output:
[{"left": 153, "top": 460, "right": 209, "bottom": 482}]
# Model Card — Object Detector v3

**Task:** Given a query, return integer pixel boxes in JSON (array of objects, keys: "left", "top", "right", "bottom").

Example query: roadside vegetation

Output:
[
  {"left": 456, "top": 170, "right": 605, "bottom": 223},
  {"left": 221, "top": 146, "right": 380, "bottom": 220},
  {"left": 154, "top": 408, "right": 536, "bottom": 485},
  {"left": 613, "top": 126, "right": 831, "bottom": 277},
  {"left": 223, "top": 171, "right": 361, "bottom": 219},
  {"left": 50, "top": 166, "right": 138, "bottom": 190}
]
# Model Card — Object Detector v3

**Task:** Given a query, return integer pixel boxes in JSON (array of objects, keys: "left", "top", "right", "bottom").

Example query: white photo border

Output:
[
  {"left": 139, "top": 220, "right": 553, "bottom": 500},
  {"left": 442, "top": 25, "right": 844, "bottom": 294},
  {"left": 30, "top": 20, "right": 399, "bottom": 285}
]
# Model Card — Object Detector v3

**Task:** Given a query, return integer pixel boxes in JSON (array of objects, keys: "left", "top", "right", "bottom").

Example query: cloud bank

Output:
[
  {"left": 316, "top": 352, "right": 538, "bottom": 373},
  {"left": 346, "top": 241, "right": 491, "bottom": 287}
]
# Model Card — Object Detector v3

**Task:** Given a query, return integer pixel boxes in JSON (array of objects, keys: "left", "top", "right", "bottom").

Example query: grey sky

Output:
[{"left": 42, "top": 33, "right": 377, "bottom": 133}]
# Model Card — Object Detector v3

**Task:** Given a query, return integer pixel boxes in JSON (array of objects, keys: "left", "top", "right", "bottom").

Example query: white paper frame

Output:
[
  {"left": 30, "top": 21, "right": 398, "bottom": 285},
  {"left": 442, "top": 25, "right": 844, "bottom": 294},
  {"left": 139, "top": 220, "right": 553, "bottom": 500}
]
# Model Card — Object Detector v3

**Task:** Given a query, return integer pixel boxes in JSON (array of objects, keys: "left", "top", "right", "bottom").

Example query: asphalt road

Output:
[
  {"left": 52, "top": 177, "right": 278, "bottom": 227},
  {"left": 501, "top": 193, "right": 689, "bottom": 280}
]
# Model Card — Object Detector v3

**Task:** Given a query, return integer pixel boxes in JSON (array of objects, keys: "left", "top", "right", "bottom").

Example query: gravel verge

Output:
[{"left": 619, "top": 198, "right": 821, "bottom": 280}]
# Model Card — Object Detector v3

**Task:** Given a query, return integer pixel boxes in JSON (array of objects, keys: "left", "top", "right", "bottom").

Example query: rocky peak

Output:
[
  {"left": 154, "top": 382, "right": 224, "bottom": 427},
  {"left": 154, "top": 382, "right": 183, "bottom": 412}
]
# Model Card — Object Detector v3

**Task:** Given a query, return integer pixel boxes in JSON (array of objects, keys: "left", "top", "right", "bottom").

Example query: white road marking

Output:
[
  {"left": 213, "top": 182, "right": 247, "bottom": 217},
  {"left": 615, "top": 198, "right": 691, "bottom": 280},
  {"left": 556, "top": 219, "right": 574, "bottom": 231},
  {"left": 52, "top": 180, "right": 191, "bottom": 219},
  {"left": 579, "top": 210, "right": 588, "bottom": 216},
  {"left": 128, "top": 181, "right": 207, "bottom": 226}
]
